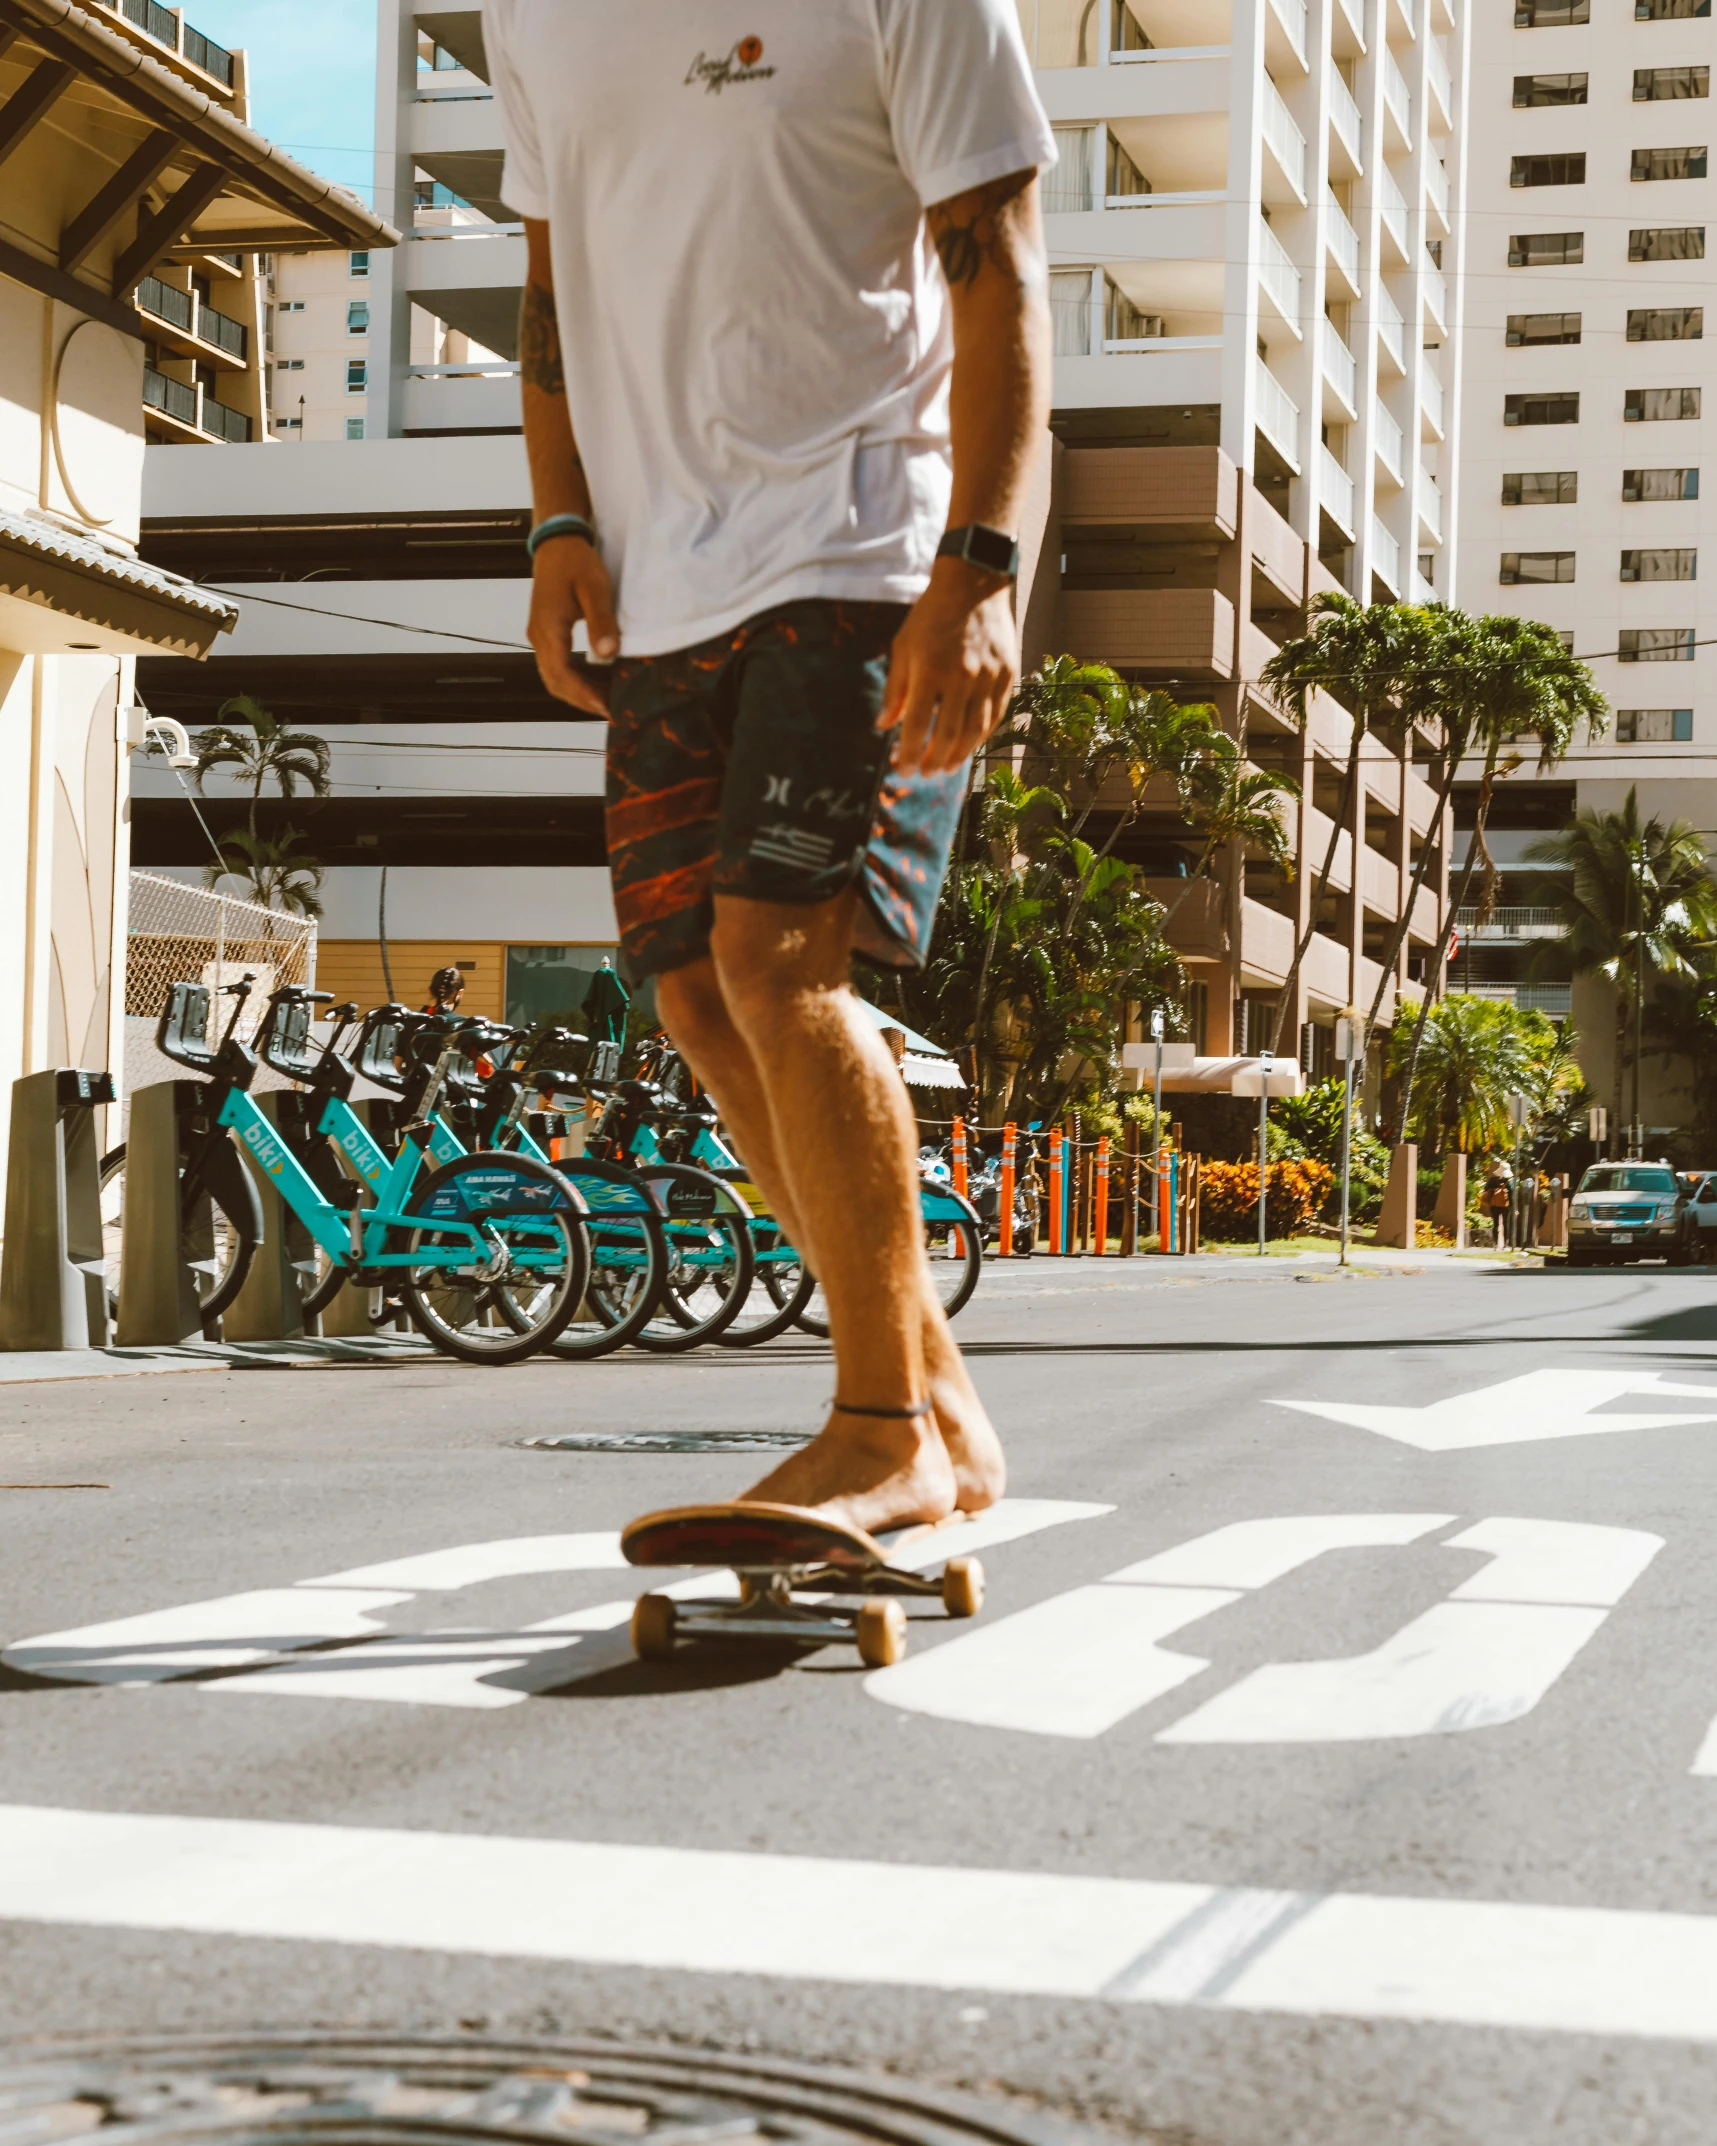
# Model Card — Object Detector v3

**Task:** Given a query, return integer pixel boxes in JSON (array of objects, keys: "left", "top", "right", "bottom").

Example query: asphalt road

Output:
[{"left": 3, "top": 1255, "right": 1717, "bottom": 2146}]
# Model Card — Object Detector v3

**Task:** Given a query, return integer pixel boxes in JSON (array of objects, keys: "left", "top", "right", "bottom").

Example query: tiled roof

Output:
[{"left": 0, "top": 507, "right": 239, "bottom": 628}]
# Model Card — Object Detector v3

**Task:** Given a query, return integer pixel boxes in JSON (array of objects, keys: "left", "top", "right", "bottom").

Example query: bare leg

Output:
[
  {"left": 658, "top": 956, "right": 1003, "bottom": 1512},
  {"left": 652, "top": 899, "right": 1004, "bottom": 1532}
]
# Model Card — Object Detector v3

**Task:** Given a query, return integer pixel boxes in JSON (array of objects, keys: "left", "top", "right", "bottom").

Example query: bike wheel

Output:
[
  {"left": 98, "top": 1140, "right": 260, "bottom": 1328},
  {"left": 634, "top": 1166, "right": 755, "bottom": 1352},
  {"left": 720, "top": 1225, "right": 816, "bottom": 1347},
  {"left": 397, "top": 1151, "right": 591, "bottom": 1365},
  {"left": 795, "top": 1183, "right": 985, "bottom": 1338},
  {"left": 550, "top": 1214, "right": 670, "bottom": 1357}
]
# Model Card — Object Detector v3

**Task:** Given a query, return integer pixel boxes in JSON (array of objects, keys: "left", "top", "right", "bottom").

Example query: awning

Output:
[
  {"left": 856, "top": 999, "right": 966, "bottom": 1091},
  {"left": 0, "top": 504, "right": 237, "bottom": 654},
  {"left": 1122, "top": 1043, "right": 1305, "bottom": 1097}
]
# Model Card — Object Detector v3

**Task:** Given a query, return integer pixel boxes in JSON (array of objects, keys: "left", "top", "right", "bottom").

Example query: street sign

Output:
[
  {"left": 1335, "top": 1015, "right": 1364, "bottom": 1063},
  {"left": 1589, "top": 1106, "right": 1608, "bottom": 1143}
]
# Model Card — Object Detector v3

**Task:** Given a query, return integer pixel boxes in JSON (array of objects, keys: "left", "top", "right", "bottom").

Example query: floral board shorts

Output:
[{"left": 605, "top": 598, "right": 969, "bottom": 983}]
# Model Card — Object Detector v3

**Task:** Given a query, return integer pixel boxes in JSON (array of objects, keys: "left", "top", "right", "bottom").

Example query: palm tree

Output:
[
  {"left": 1526, "top": 787, "right": 1717, "bottom": 1152},
  {"left": 1393, "top": 616, "right": 1606, "bottom": 1138},
  {"left": 1259, "top": 594, "right": 1438, "bottom": 1052},
  {"left": 1161, "top": 732, "right": 1298, "bottom": 934},
  {"left": 193, "top": 691, "right": 331, "bottom": 842},
  {"left": 966, "top": 763, "right": 1064, "bottom": 1080},
  {"left": 1389, "top": 993, "right": 1545, "bottom": 1157},
  {"left": 205, "top": 825, "right": 326, "bottom": 919}
]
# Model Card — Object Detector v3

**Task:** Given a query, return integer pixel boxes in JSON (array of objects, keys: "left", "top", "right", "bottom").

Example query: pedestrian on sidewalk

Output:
[
  {"left": 490, "top": 0, "right": 1054, "bottom": 1531},
  {"left": 1483, "top": 1159, "right": 1514, "bottom": 1250}
]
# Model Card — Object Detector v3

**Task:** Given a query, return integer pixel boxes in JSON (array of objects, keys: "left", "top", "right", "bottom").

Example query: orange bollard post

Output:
[
  {"left": 949, "top": 1115, "right": 969, "bottom": 1259},
  {"left": 999, "top": 1122, "right": 1016, "bottom": 1257},
  {"left": 1048, "top": 1129, "right": 1064, "bottom": 1256},
  {"left": 1094, "top": 1136, "right": 1110, "bottom": 1255}
]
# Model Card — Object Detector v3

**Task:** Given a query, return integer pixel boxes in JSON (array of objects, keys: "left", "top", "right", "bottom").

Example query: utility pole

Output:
[
  {"left": 1336, "top": 1012, "right": 1362, "bottom": 1268},
  {"left": 1150, "top": 1003, "right": 1165, "bottom": 1248},
  {"left": 1257, "top": 1046, "right": 1273, "bottom": 1258}
]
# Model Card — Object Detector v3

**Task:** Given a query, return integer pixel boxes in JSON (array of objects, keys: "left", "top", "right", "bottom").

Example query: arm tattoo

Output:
[
  {"left": 927, "top": 170, "right": 1036, "bottom": 292},
  {"left": 519, "top": 277, "right": 565, "bottom": 395}
]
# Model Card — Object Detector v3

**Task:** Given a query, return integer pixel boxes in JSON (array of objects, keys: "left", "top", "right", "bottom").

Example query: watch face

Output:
[{"left": 965, "top": 526, "right": 1018, "bottom": 575}]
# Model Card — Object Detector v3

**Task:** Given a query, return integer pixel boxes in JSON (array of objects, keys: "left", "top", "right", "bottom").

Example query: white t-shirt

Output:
[{"left": 483, "top": 0, "right": 1054, "bottom": 656}]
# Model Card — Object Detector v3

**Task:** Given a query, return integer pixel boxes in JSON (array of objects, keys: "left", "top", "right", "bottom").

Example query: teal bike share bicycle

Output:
[{"left": 106, "top": 977, "right": 593, "bottom": 1364}]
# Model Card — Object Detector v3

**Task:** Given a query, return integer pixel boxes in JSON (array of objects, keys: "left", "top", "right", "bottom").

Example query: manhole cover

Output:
[
  {"left": 519, "top": 1433, "right": 809, "bottom": 1453},
  {"left": 0, "top": 2035, "right": 1074, "bottom": 2146}
]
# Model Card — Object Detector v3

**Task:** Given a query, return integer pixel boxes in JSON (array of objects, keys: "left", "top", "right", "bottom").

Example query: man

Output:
[{"left": 486, "top": 2, "right": 1053, "bottom": 1534}]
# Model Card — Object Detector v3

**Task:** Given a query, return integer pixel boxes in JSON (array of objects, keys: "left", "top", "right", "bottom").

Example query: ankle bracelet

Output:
[{"left": 830, "top": 1397, "right": 935, "bottom": 1419}]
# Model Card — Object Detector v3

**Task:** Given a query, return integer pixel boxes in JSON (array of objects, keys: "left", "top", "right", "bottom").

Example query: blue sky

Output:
[{"left": 187, "top": 0, "right": 378, "bottom": 202}]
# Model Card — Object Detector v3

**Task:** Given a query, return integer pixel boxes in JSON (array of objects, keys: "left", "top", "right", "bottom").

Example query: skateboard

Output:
[{"left": 621, "top": 1501, "right": 985, "bottom": 1668}]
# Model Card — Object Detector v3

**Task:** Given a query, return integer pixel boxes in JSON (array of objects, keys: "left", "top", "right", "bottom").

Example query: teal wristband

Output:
[{"left": 526, "top": 513, "right": 597, "bottom": 560}]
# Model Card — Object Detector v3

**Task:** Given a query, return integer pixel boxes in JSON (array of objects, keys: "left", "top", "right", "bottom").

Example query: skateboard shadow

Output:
[{"left": 543, "top": 1636, "right": 813, "bottom": 1699}]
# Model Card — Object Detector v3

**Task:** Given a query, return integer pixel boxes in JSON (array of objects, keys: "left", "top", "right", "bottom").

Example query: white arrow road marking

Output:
[
  {"left": 3, "top": 1802, "right": 1717, "bottom": 2042},
  {"left": 1271, "top": 1368, "right": 1717, "bottom": 1451},
  {"left": 867, "top": 1514, "right": 1452, "bottom": 1738},
  {"left": 3, "top": 1501, "right": 1110, "bottom": 1710}
]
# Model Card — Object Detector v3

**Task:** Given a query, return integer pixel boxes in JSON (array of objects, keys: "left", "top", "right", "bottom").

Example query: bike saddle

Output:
[
  {"left": 256, "top": 986, "right": 334, "bottom": 1083},
  {"left": 155, "top": 981, "right": 218, "bottom": 1075}
]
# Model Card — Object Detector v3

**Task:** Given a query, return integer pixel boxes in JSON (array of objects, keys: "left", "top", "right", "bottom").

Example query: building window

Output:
[
  {"left": 1049, "top": 269, "right": 1092, "bottom": 355},
  {"left": 346, "top": 359, "right": 367, "bottom": 393},
  {"left": 1516, "top": 0, "right": 1589, "bottom": 21},
  {"left": 275, "top": 417, "right": 302, "bottom": 433},
  {"left": 1635, "top": 64, "right": 1709, "bottom": 99},
  {"left": 347, "top": 300, "right": 370, "bottom": 334},
  {"left": 1507, "top": 311, "right": 1581, "bottom": 345},
  {"left": 1618, "top": 627, "right": 1697, "bottom": 660},
  {"left": 1626, "top": 385, "right": 1701, "bottom": 419},
  {"left": 1514, "top": 73, "right": 1588, "bottom": 106},
  {"left": 1107, "top": 132, "right": 1152, "bottom": 200},
  {"left": 1509, "top": 230, "right": 1583, "bottom": 265},
  {"left": 1616, "top": 708, "right": 1694, "bottom": 739},
  {"left": 276, "top": 358, "right": 304, "bottom": 371},
  {"left": 1621, "top": 547, "right": 1697, "bottom": 580},
  {"left": 350, "top": 250, "right": 370, "bottom": 277},
  {"left": 1502, "top": 470, "right": 1578, "bottom": 503},
  {"left": 1105, "top": 282, "right": 1163, "bottom": 343},
  {"left": 1636, "top": 0, "right": 1710, "bottom": 20},
  {"left": 276, "top": 299, "right": 305, "bottom": 313},
  {"left": 1505, "top": 391, "right": 1579, "bottom": 426},
  {"left": 1511, "top": 153, "right": 1586, "bottom": 187},
  {"left": 1500, "top": 551, "right": 1576, "bottom": 584},
  {"left": 1623, "top": 466, "right": 1699, "bottom": 499},
  {"left": 346, "top": 417, "right": 367, "bottom": 440},
  {"left": 1631, "top": 144, "right": 1708, "bottom": 180},
  {"left": 1627, "top": 306, "right": 1703, "bottom": 340},
  {"left": 1044, "top": 126, "right": 1095, "bottom": 212},
  {"left": 1629, "top": 226, "right": 1706, "bottom": 260}
]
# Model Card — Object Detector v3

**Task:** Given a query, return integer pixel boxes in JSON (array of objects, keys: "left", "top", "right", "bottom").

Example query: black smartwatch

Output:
[{"left": 936, "top": 523, "right": 1020, "bottom": 580}]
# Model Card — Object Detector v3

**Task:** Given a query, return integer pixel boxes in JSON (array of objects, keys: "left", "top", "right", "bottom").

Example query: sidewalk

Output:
[{"left": 0, "top": 1334, "right": 431, "bottom": 1385}]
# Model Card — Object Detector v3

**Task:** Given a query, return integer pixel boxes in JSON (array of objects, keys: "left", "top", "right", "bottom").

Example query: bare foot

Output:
[
  {"left": 920, "top": 1297, "right": 1006, "bottom": 1512},
  {"left": 738, "top": 1408, "right": 957, "bottom": 1537}
]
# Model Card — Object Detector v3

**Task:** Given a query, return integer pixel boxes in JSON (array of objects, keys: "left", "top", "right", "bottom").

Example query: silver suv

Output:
[{"left": 1567, "top": 1163, "right": 1692, "bottom": 1266}]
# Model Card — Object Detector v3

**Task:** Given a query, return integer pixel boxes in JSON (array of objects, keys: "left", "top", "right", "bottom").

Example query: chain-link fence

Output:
[{"left": 124, "top": 870, "right": 316, "bottom": 1104}]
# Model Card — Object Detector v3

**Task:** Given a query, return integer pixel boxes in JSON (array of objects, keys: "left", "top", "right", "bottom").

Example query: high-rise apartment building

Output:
[
  {"left": 138, "top": 0, "right": 1471, "bottom": 1073},
  {"left": 1455, "top": 0, "right": 1715, "bottom": 1111}
]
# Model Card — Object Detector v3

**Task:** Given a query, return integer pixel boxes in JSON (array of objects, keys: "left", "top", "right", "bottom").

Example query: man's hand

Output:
[
  {"left": 527, "top": 537, "right": 620, "bottom": 715},
  {"left": 881, "top": 556, "right": 1019, "bottom": 776}
]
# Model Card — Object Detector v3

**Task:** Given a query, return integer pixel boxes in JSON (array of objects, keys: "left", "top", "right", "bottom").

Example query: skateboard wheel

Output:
[
  {"left": 631, "top": 1592, "right": 679, "bottom": 1661},
  {"left": 857, "top": 1598, "right": 907, "bottom": 1668},
  {"left": 941, "top": 1556, "right": 984, "bottom": 1618}
]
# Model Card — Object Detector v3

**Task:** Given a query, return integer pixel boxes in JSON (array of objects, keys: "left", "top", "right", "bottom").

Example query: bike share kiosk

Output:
[{"left": 0, "top": 1068, "right": 115, "bottom": 1351}]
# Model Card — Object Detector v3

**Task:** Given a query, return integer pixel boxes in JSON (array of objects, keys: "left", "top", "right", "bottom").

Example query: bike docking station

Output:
[
  {"left": 0, "top": 1068, "right": 115, "bottom": 1351},
  {"left": 118, "top": 1078, "right": 240, "bottom": 1346}
]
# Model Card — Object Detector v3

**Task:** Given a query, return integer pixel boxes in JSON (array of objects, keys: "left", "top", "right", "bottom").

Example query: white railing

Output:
[
  {"left": 411, "top": 221, "right": 526, "bottom": 240},
  {"left": 1372, "top": 515, "right": 1402, "bottom": 590},
  {"left": 1378, "top": 163, "right": 1408, "bottom": 254},
  {"left": 1377, "top": 281, "right": 1406, "bottom": 368},
  {"left": 1383, "top": 49, "right": 1412, "bottom": 140},
  {"left": 1262, "top": 73, "right": 1307, "bottom": 196},
  {"left": 1421, "top": 361, "right": 1445, "bottom": 433},
  {"left": 1321, "top": 445, "right": 1356, "bottom": 530},
  {"left": 1258, "top": 216, "right": 1302, "bottom": 321},
  {"left": 1269, "top": 0, "right": 1309, "bottom": 61},
  {"left": 1255, "top": 356, "right": 1301, "bottom": 467},
  {"left": 1394, "top": 0, "right": 1417, "bottom": 32},
  {"left": 1374, "top": 400, "right": 1404, "bottom": 478},
  {"left": 1420, "top": 472, "right": 1442, "bottom": 537},
  {"left": 1335, "top": 0, "right": 1366, "bottom": 47},
  {"left": 406, "top": 361, "right": 520, "bottom": 377},
  {"left": 1328, "top": 63, "right": 1363, "bottom": 165},
  {"left": 1324, "top": 188, "right": 1361, "bottom": 283},
  {"left": 1427, "top": 37, "right": 1453, "bottom": 119},
  {"left": 1456, "top": 908, "right": 1566, "bottom": 939},
  {"left": 1427, "top": 157, "right": 1450, "bottom": 218},
  {"left": 1323, "top": 319, "right": 1358, "bottom": 407}
]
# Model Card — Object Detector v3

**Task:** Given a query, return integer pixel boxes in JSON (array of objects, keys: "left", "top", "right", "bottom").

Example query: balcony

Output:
[
  {"left": 1427, "top": 156, "right": 1451, "bottom": 227},
  {"left": 405, "top": 224, "right": 528, "bottom": 356},
  {"left": 1361, "top": 843, "right": 1402, "bottom": 915},
  {"left": 1305, "top": 930, "right": 1352, "bottom": 1007},
  {"left": 1419, "top": 473, "right": 1442, "bottom": 539},
  {"left": 1328, "top": 63, "right": 1363, "bottom": 176},
  {"left": 1263, "top": 73, "right": 1308, "bottom": 201},
  {"left": 1255, "top": 357, "right": 1301, "bottom": 471},
  {"left": 1376, "top": 282, "right": 1406, "bottom": 372},
  {"left": 1427, "top": 37, "right": 1453, "bottom": 127},
  {"left": 402, "top": 363, "right": 522, "bottom": 434},
  {"left": 143, "top": 365, "right": 251, "bottom": 444},
  {"left": 1324, "top": 189, "right": 1361, "bottom": 294},
  {"left": 1239, "top": 896, "right": 1299, "bottom": 987},
  {"left": 1061, "top": 588, "right": 1236, "bottom": 677},
  {"left": 1258, "top": 216, "right": 1302, "bottom": 331},
  {"left": 136, "top": 274, "right": 248, "bottom": 367},
  {"left": 1148, "top": 877, "right": 1229, "bottom": 964},
  {"left": 1251, "top": 486, "right": 1306, "bottom": 603},
  {"left": 1421, "top": 360, "right": 1446, "bottom": 438},
  {"left": 1378, "top": 165, "right": 1409, "bottom": 262},
  {"left": 1267, "top": 0, "right": 1309, "bottom": 68},
  {"left": 1455, "top": 907, "right": 1566, "bottom": 941},
  {"left": 1060, "top": 445, "right": 1239, "bottom": 538},
  {"left": 1382, "top": 49, "right": 1413, "bottom": 150},
  {"left": 1374, "top": 402, "right": 1404, "bottom": 481},
  {"left": 1333, "top": 0, "right": 1367, "bottom": 53},
  {"left": 1303, "top": 804, "right": 1355, "bottom": 893},
  {"left": 1322, "top": 319, "right": 1358, "bottom": 416},
  {"left": 95, "top": 0, "right": 234, "bottom": 87},
  {"left": 1422, "top": 260, "right": 1448, "bottom": 332},
  {"left": 1371, "top": 515, "right": 1402, "bottom": 592},
  {"left": 1320, "top": 445, "right": 1357, "bottom": 536}
]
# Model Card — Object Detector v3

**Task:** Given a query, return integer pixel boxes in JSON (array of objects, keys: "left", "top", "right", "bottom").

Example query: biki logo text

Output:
[{"left": 685, "top": 34, "right": 774, "bottom": 93}]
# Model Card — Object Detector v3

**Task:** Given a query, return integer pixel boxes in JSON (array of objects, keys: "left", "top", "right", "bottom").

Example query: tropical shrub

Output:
[{"left": 1199, "top": 1158, "right": 1335, "bottom": 1240}]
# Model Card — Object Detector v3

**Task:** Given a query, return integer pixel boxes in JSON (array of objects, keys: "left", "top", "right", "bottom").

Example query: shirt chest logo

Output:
[{"left": 685, "top": 35, "right": 775, "bottom": 93}]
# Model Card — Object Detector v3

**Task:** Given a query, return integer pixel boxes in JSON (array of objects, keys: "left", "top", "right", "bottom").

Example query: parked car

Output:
[
  {"left": 1566, "top": 1163, "right": 1694, "bottom": 1266},
  {"left": 1684, "top": 1171, "right": 1717, "bottom": 1263}
]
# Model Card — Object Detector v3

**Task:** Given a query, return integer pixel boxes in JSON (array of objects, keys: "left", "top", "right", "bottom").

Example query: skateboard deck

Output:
[{"left": 621, "top": 1500, "right": 984, "bottom": 1667}]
